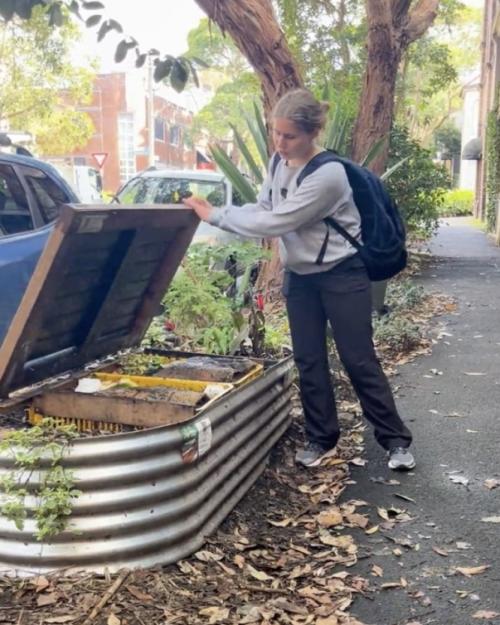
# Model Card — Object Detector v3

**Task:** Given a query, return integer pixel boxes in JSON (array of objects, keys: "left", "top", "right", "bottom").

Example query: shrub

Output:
[
  {"left": 373, "top": 315, "right": 422, "bottom": 353},
  {"left": 386, "top": 126, "right": 451, "bottom": 239},
  {"left": 438, "top": 189, "right": 474, "bottom": 217},
  {"left": 161, "top": 241, "right": 268, "bottom": 355}
]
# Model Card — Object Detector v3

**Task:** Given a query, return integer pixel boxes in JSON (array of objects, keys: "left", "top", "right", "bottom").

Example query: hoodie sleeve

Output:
[{"left": 208, "top": 161, "right": 351, "bottom": 238}]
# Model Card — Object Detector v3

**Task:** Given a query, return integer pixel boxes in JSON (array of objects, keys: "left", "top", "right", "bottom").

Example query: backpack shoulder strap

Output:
[
  {"left": 296, "top": 150, "right": 340, "bottom": 187},
  {"left": 270, "top": 152, "right": 281, "bottom": 178}
]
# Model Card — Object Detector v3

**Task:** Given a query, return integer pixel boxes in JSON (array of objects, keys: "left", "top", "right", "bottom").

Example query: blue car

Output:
[{"left": 0, "top": 151, "right": 79, "bottom": 343}]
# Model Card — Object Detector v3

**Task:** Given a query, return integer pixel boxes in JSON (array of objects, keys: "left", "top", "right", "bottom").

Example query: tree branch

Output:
[
  {"left": 404, "top": 0, "right": 440, "bottom": 44},
  {"left": 391, "top": 0, "right": 412, "bottom": 26}
]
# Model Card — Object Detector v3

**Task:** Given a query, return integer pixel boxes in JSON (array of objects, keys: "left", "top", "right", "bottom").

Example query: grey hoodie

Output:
[{"left": 208, "top": 154, "right": 362, "bottom": 275}]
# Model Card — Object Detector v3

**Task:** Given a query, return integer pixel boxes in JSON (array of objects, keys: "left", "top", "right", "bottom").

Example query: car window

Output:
[
  {"left": 118, "top": 177, "right": 227, "bottom": 207},
  {"left": 0, "top": 163, "right": 32, "bottom": 234},
  {"left": 19, "top": 165, "right": 71, "bottom": 224}
]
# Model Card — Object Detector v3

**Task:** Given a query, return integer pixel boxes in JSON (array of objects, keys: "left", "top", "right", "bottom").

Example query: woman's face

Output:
[{"left": 272, "top": 117, "right": 317, "bottom": 162}]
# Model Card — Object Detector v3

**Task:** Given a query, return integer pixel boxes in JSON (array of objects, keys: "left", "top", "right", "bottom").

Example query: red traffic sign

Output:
[{"left": 92, "top": 152, "right": 108, "bottom": 169}]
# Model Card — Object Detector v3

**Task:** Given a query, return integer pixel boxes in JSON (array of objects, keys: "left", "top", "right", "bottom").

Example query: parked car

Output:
[
  {"left": 0, "top": 150, "right": 78, "bottom": 238},
  {"left": 114, "top": 168, "right": 242, "bottom": 243},
  {"left": 0, "top": 148, "right": 79, "bottom": 343}
]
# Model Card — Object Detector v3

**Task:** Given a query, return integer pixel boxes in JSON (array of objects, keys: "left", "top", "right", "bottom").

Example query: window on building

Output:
[
  {"left": 169, "top": 125, "right": 181, "bottom": 146},
  {"left": 118, "top": 113, "right": 136, "bottom": 184},
  {"left": 154, "top": 117, "right": 165, "bottom": 142}
]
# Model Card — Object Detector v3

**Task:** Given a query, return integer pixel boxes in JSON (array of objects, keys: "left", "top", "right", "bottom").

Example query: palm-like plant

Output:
[{"left": 209, "top": 100, "right": 406, "bottom": 201}]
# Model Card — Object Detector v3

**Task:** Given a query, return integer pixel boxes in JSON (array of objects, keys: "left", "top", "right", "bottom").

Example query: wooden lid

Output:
[{"left": 0, "top": 204, "right": 199, "bottom": 397}]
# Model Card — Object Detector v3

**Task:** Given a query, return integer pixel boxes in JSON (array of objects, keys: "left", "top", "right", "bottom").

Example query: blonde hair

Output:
[{"left": 273, "top": 89, "right": 329, "bottom": 134}]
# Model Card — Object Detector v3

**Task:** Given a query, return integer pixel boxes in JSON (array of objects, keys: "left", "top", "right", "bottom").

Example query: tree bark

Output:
[
  {"left": 195, "top": 0, "right": 303, "bottom": 297},
  {"left": 194, "top": 0, "right": 303, "bottom": 125},
  {"left": 351, "top": 0, "right": 439, "bottom": 174}
]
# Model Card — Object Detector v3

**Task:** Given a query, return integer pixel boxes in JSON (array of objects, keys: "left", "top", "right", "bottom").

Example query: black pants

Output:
[{"left": 283, "top": 254, "right": 412, "bottom": 451}]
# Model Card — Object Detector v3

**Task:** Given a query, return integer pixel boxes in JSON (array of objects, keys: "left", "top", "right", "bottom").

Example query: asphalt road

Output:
[{"left": 346, "top": 218, "right": 500, "bottom": 625}]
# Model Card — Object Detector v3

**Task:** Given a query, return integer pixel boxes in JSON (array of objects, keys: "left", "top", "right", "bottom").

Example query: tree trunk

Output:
[
  {"left": 194, "top": 0, "right": 303, "bottom": 124},
  {"left": 195, "top": 0, "right": 303, "bottom": 297},
  {"left": 351, "top": 0, "right": 440, "bottom": 173}
]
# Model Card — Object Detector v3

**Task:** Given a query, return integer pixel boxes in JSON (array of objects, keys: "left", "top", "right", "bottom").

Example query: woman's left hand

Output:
[{"left": 183, "top": 196, "right": 214, "bottom": 222}]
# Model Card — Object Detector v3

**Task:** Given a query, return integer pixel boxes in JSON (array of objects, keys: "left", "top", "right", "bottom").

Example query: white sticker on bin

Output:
[{"left": 196, "top": 418, "right": 212, "bottom": 457}]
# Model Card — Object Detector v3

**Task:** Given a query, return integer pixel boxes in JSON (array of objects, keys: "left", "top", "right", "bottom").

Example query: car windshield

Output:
[{"left": 117, "top": 176, "right": 227, "bottom": 207}]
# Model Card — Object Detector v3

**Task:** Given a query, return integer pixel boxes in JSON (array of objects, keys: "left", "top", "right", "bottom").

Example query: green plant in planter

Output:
[{"left": 0, "top": 419, "right": 81, "bottom": 541}]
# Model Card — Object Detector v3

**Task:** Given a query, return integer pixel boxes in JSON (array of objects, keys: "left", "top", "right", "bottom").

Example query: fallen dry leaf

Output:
[
  {"left": 481, "top": 516, "right": 500, "bottom": 523},
  {"left": 194, "top": 550, "right": 223, "bottom": 562},
  {"left": 246, "top": 564, "right": 274, "bottom": 582},
  {"left": 381, "top": 581, "right": 403, "bottom": 590},
  {"left": 455, "top": 565, "right": 490, "bottom": 577},
  {"left": 432, "top": 546, "right": 449, "bottom": 557},
  {"left": 33, "top": 576, "right": 51, "bottom": 593},
  {"left": 317, "top": 508, "right": 343, "bottom": 528},
  {"left": 463, "top": 371, "right": 487, "bottom": 376},
  {"left": 484, "top": 479, "right": 500, "bottom": 490},
  {"left": 126, "top": 585, "right": 154, "bottom": 602},
  {"left": 472, "top": 611, "right": 500, "bottom": 619},
  {"left": 234, "top": 554, "right": 245, "bottom": 568},
  {"left": 198, "top": 607, "right": 230, "bottom": 623},
  {"left": 371, "top": 565, "right": 383, "bottom": 577},
  {"left": 316, "top": 617, "right": 339, "bottom": 625},
  {"left": 344, "top": 512, "right": 369, "bottom": 528},
  {"left": 37, "top": 592, "right": 58, "bottom": 607},
  {"left": 44, "top": 618, "right": 76, "bottom": 624},
  {"left": 449, "top": 474, "right": 469, "bottom": 486},
  {"left": 107, "top": 615, "right": 121, "bottom": 625}
]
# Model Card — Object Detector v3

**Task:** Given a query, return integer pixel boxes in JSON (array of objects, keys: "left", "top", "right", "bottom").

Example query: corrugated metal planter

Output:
[
  {"left": 0, "top": 205, "right": 295, "bottom": 575},
  {"left": 0, "top": 357, "right": 293, "bottom": 575}
]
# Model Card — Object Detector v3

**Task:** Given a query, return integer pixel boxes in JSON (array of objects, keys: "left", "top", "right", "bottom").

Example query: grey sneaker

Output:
[
  {"left": 388, "top": 447, "right": 416, "bottom": 471},
  {"left": 295, "top": 442, "right": 332, "bottom": 467}
]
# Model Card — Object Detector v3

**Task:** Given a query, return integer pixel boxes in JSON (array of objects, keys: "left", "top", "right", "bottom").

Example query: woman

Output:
[{"left": 184, "top": 89, "right": 415, "bottom": 471}]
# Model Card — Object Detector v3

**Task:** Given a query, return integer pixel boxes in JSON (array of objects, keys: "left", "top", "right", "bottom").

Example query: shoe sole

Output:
[{"left": 388, "top": 460, "right": 416, "bottom": 471}]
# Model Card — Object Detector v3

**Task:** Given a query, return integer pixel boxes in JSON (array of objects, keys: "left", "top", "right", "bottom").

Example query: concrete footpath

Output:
[{"left": 348, "top": 218, "right": 500, "bottom": 625}]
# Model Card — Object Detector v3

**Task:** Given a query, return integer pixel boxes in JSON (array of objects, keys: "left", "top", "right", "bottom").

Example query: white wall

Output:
[{"left": 459, "top": 82, "right": 480, "bottom": 190}]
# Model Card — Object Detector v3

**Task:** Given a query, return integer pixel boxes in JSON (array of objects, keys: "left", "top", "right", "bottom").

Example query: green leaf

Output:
[
  {"left": 14, "top": 0, "right": 35, "bottom": 19},
  {"left": 230, "top": 124, "right": 264, "bottom": 184},
  {"left": 114, "top": 39, "right": 129, "bottom": 63},
  {"left": 48, "top": 3, "right": 63, "bottom": 27},
  {"left": 97, "top": 20, "right": 112, "bottom": 42},
  {"left": 360, "top": 136, "right": 387, "bottom": 167},
  {"left": 187, "top": 60, "right": 199, "bottom": 88},
  {"left": 380, "top": 157, "right": 409, "bottom": 181},
  {"left": 153, "top": 58, "right": 173, "bottom": 82},
  {"left": 135, "top": 52, "right": 147, "bottom": 69},
  {"left": 253, "top": 102, "right": 269, "bottom": 153},
  {"left": 209, "top": 144, "right": 258, "bottom": 204},
  {"left": 0, "top": 0, "right": 15, "bottom": 21},
  {"left": 82, "top": 1, "right": 105, "bottom": 8},
  {"left": 245, "top": 116, "right": 268, "bottom": 168},
  {"left": 190, "top": 56, "right": 210, "bottom": 68},
  {"left": 170, "top": 58, "right": 189, "bottom": 92},
  {"left": 85, "top": 13, "right": 102, "bottom": 27},
  {"left": 68, "top": 0, "right": 80, "bottom": 17},
  {"left": 108, "top": 18, "right": 123, "bottom": 33}
]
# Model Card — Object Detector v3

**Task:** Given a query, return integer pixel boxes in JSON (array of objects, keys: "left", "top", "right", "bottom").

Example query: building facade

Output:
[{"left": 64, "top": 73, "right": 198, "bottom": 193}]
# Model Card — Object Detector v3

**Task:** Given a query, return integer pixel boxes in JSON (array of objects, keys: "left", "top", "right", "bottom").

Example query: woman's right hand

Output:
[{"left": 183, "top": 196, "right": 214, "bottom": 222}]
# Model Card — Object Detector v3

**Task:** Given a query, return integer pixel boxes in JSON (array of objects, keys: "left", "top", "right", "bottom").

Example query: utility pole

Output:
[{"left": 147, "top": 55, "right": 155, "bottom": 167}]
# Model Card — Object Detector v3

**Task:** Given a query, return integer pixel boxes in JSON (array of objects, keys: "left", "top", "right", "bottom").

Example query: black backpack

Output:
[{"left": 271, "top": 150, "right": 407, "bottom": 282}]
